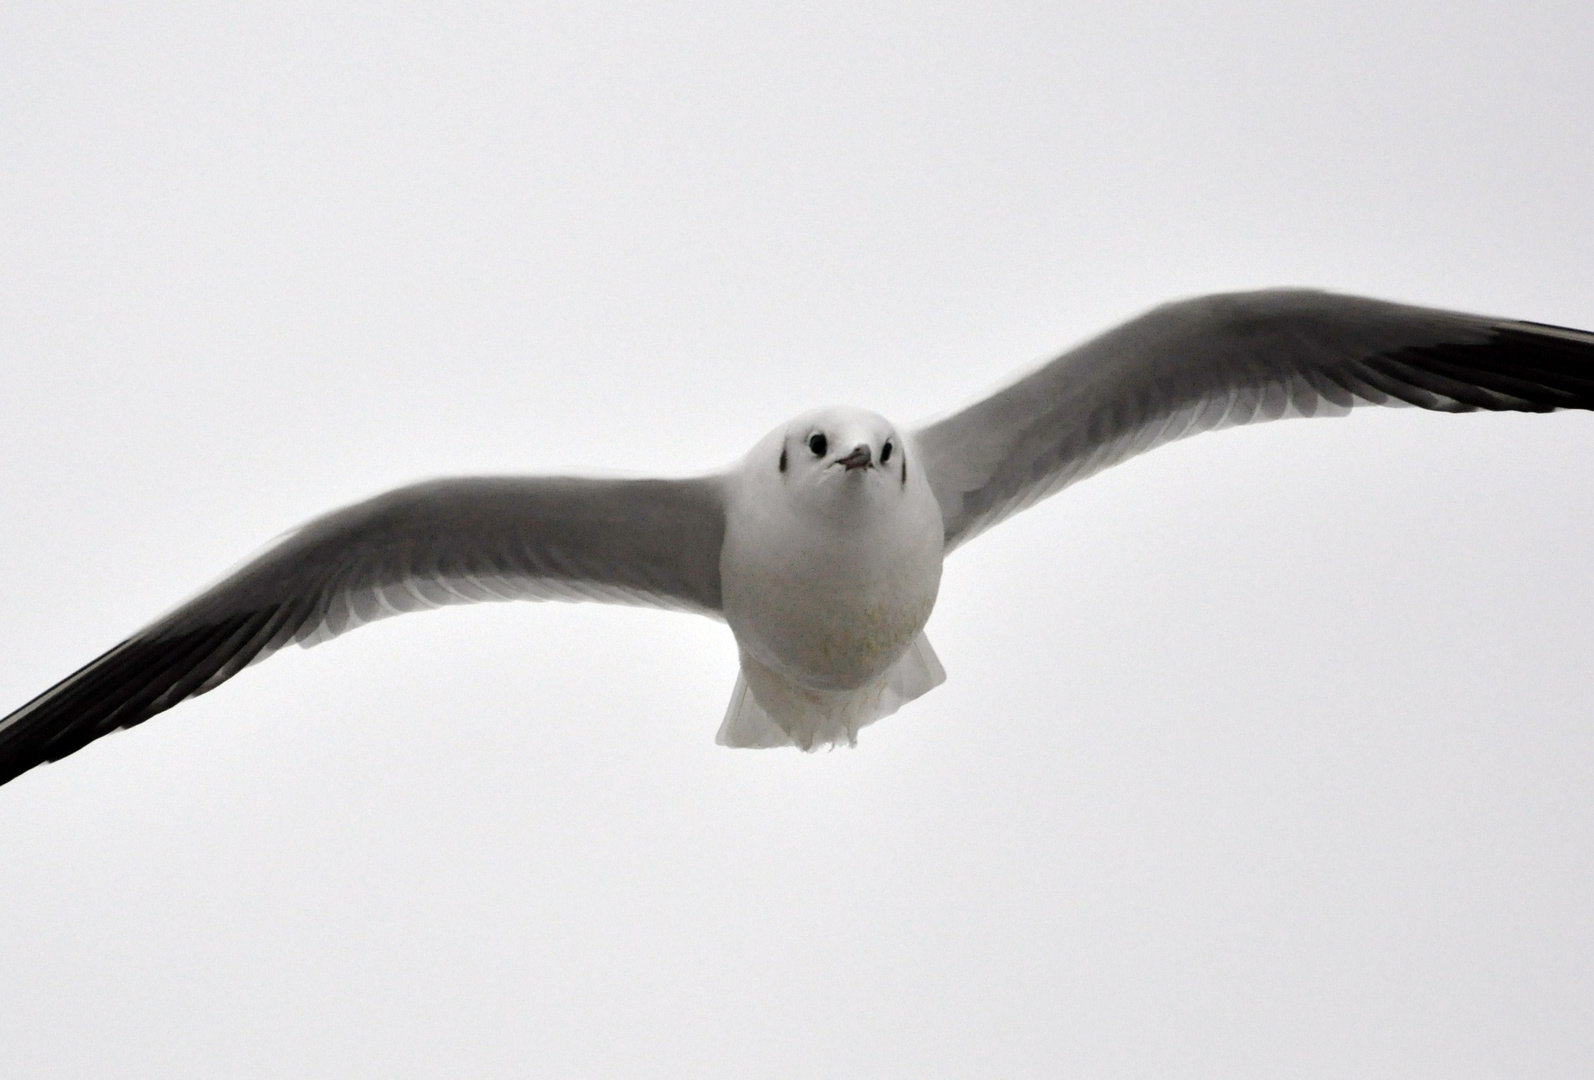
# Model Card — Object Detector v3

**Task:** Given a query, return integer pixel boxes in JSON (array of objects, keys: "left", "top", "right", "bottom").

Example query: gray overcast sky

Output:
[{"left": 3, "top": 2, "right": 1593, "bottom": 1076}]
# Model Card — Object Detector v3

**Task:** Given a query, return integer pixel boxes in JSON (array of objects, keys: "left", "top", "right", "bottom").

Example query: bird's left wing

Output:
[
  {"left": 912, "top": 290, "right": 1594, "bottom": 550},
  {"left": 0, "top": 475, "right": 726, "bottom": 786}
]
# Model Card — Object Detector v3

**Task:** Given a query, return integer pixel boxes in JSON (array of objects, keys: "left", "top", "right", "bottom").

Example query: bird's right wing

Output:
[
  {"left": 912, "top": 289, "right": 1594, "bottom": 550},
  {"left": 0, "top": 475, "right": 726, "bottom": 786}
]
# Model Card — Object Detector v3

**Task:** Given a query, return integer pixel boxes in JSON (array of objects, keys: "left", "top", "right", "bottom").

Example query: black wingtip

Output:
[{"left": 0, "top": 607, "right": 286, "bottom": 788}]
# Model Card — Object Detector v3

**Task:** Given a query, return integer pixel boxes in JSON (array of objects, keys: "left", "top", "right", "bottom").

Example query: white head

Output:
[{"left": 745, "top": 406, "right": 914, "bottom": 526}]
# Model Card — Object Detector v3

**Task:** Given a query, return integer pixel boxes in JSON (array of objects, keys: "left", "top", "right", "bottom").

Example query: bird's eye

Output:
[
  {"left": 808, "top": 432, "right": 828, "bottom": 457},
  {"left": 880, "top": 441, "right": 893, "bottom": 463}
]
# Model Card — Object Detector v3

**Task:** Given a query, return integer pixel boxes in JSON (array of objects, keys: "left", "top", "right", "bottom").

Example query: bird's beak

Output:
[{"left": 837, "top": 445, "right": 872, "bottom": 471}]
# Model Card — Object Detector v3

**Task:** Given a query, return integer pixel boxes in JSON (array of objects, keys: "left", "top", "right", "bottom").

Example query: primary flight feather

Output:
[{"left": 4, "top": 289, "right": 1593, "bottom": 784}]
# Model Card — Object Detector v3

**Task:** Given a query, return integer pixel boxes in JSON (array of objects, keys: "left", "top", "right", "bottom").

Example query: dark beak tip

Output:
[{"left": 839, "top": 445, "right": 873, "bottom": 470}]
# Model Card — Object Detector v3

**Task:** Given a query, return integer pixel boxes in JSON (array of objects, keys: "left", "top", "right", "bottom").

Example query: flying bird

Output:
[{"left": 4, "top": 289, "right": 1594, "bottom": 785}]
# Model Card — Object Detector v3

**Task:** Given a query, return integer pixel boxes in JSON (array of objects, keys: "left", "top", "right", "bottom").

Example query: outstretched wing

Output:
[
  {"left": 0, "top": 475, "right": 726, "bottom": 786},
  {"left": 912, "top": 289, "right": 1594, "bottom": 550}
]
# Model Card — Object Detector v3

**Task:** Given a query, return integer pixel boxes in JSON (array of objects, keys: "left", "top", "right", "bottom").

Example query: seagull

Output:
[{"left": 5, "top": 289, "right": 1593, "bottom": 784}]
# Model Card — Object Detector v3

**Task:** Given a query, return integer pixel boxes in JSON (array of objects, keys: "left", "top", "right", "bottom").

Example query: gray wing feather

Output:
[
  {"left": 912, "top": 289, "right": 1594, "bottom": 550},
  {"left": 0, "top": 475, "right": 726, "bottom": 785}
]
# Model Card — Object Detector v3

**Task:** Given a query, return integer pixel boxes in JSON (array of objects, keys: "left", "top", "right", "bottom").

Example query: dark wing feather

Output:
[
  {"left": 912, "top": 290, "right": 1594, "bottom": 550},
  {"left": 0, "top": 475, "right": 726, "bottom": 786}
]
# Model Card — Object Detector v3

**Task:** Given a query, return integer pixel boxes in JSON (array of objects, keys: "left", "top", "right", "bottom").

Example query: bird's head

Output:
[{"left": 744, "top": 406, "right": 913, "bottom": 525}]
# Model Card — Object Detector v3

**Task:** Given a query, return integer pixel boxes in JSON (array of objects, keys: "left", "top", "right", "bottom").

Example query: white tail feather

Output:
[
  {"left": 715, "top": 633, "right": 946, "bottom": 750},
  {"left": 715, "top": 675, "right": 792, "bottom": 748}
]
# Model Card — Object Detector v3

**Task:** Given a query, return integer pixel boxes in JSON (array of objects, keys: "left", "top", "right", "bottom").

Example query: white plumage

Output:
[{"left": 3, "top": 289, "right": 1594, "bottom": 782}]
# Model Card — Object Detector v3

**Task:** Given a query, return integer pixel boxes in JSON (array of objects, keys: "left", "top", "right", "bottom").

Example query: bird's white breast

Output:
[{"left": 719, "top": 440, "right": 945, "bottom": 693}]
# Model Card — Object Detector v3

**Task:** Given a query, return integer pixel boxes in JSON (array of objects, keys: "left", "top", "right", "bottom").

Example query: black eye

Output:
[
  {"left": 880, "top": 441, "right": 893, "bottom": 463},
  {"left": 807, "top": 432, "right": 828, "bottom": 457}
]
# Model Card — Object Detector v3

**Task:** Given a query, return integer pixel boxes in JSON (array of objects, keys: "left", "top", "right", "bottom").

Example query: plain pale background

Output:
[{"left": 3, "top": 2, "right": 1593, "bottom": 1076}]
